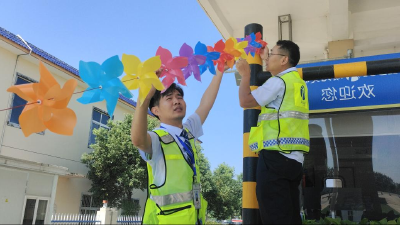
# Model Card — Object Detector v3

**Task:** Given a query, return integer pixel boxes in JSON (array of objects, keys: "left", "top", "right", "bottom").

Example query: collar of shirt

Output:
[
  {"left": 158, "top": 123, "right": 189, "bottom": 158},
  {"left": 276, "top": 67, "right": 297, "bottom": 77},
  {"left": 159, "top": 123, "right": 184, "bottom": 138}
]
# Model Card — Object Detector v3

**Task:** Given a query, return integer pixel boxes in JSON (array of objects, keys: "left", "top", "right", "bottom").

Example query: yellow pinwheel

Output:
[
  {"left": 121, "top": 54, "right": 164, "bottom": 106},
  {"left": 231, "top": 37, "right": 249, "bottom": 60}
]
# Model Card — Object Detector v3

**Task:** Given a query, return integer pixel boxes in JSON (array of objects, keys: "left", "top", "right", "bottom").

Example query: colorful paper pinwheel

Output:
[
  {"left": 212, "top": 38, "right": 242, "bottom": 72},
  {"left": 231, "top": 37, "right": 248, "bottom": 59},
  {"left": 194, "top": 41, "right": 220, "bottom": 75},
  {"left": 254, "top": 32, "right": 267, "bottom": 50},
  {"left": 156, "top": 46, "right": 188, "bottom": 91},
  {"left": 7, "top": 62, "right": 78, "bottom": 137},
  {"left": 242, "top": 32, "right": 267, "bottom": 57},
  {"left": 77, "top": 55, "right": 133, "bottom": 117},
  {"left": 121, "top": 54, "right": 164, "bottom": 106},
  {"left": 243, "top": 33, "right": 262, "bottom": 57},
  {"left": 179, "top": 43, "right": 206, "bottom": 82}
]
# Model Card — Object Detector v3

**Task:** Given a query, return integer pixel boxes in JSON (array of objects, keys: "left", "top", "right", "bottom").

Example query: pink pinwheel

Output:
[
  {"left": 179, "top": 43, "right": 206, "bottom": 82},
  {"left": 156, "top": 46, "right": 188, "bottom": 91}
]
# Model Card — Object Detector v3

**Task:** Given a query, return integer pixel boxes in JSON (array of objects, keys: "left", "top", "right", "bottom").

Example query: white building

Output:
[{"left": 0, "top": 26, "right": 147, "bottom": 224}]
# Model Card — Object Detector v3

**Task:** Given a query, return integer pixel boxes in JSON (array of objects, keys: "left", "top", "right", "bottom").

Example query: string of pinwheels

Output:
[{"left": 4, "top": 32, "right": 266, "bottom": 137}]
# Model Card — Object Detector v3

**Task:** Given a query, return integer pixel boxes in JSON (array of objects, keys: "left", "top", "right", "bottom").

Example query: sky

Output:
[{"left": 0, "top": 0, "right": 245, "bottom": 175}]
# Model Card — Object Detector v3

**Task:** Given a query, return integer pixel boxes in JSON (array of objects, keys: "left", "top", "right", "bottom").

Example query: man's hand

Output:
[
  {"left": 147, "top": 68, "right": 164, "bottom": 97},
  {"left": 259, "top": 46, "right": 269, "bottom": 63},
  {"left": 155, "top": 68, "right": 163, "bottom": 77},
  {"left": 216, "top": 63, "right": 230, "bottom": 76},
  {"left": 236, "top": 58, "right": 250, "bottom": 77}
]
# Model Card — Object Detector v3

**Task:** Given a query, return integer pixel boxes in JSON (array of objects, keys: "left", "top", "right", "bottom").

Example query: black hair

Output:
[
  {"left": 276, "top": 40, "right": 300, "bottom": 67},
  {"left": 149, "top": 83, "right": 184, "bottom": 120}
]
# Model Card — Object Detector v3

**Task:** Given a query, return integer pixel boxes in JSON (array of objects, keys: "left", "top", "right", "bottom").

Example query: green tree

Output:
[
  {"left": 195, "top": 142, "right": 217, "bottom": 217},
  {"left": 209, "top": 163, "right": 242, "bottom": 220},
  {"left": 81, "top": 114, "right": 159, "bottom": 212},
  {"left": 235, "top": 173, "right": 243, "bottom": 217}
]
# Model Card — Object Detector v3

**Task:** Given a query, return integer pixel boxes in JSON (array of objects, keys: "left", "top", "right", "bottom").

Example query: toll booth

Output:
[{"left": 302, "top": 53, "right": 400, "bottom": 222}]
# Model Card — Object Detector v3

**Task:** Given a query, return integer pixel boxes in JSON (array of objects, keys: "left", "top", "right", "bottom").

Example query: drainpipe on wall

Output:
[{"left": 0, "top": 35, "right": 32, "bottom": 153}]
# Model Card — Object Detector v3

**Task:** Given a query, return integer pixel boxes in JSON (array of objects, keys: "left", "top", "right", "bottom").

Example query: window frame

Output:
[
  {"left": 88, "top": 107, "right": 112, "bottom": 148},
  {"left": 7, "top": 73, "right": 44, "bottom": 135},
  {"left": 79, "top": 193, "right": 101, "bottom": 215}
]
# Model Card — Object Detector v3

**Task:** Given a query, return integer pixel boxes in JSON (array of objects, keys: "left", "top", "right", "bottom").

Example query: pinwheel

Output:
[
  {"left": 212, "top": 38, "right": 241, "bottom": 72},
  {"left": 231, "top": 37, "right": 248, "bottom": 59},
  {"left": 156, "top": 46, "right": 188, "bottom": 91},
  {"left": 242, "top": 32, "right": 267, "bottom": 57},
  {"left": 7, "top": 62, "right": 77, "bottom": 137},
  {"left": 77, "top": 55, "right": 133, "bottom": 117},
  {"left": 254, "top": 32, "right": 267, "bottom": 50},
  {"left": 243, "top": 33, "right": 262, "bottom": 57},
  {"left": 194, "top": 41, "right": 220, "bottom": 75},
  {"left": 121, "top": 54, "right": 164, "bottom": 106},
  {"left": 179, "top": 43, "right": 206, "bottom": 82}
]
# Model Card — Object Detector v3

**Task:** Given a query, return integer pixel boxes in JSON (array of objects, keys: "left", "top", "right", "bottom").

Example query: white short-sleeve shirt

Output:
[
  {"left": 139, "top": 113, "right": 203, "bottom": 186},
  {"left": 251, "top": 67, "right": 304, "bottom": 164}
]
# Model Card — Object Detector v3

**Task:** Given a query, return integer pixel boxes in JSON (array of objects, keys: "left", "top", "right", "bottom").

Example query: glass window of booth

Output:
[{"left": 303, "top": 109, "right": 400, "bottom": 222}]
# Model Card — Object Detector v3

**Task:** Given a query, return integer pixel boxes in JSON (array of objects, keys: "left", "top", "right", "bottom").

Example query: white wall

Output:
[
  {"left": 0, "top": 167, "right": 28, "bottom": 224},
  {"left": 201, "top": 0, "right": 400, "bottom": 63},
  {"left": 54, "top": 177, "right": 92, "bottom": 214},
  {"left": 0, "top": 167, "right": 58, "bottom": 224},
  {"left": 351, "top": 4, "right": 400, "bottom": 57},
  {"left": 0, "top": 39, "right": 141, "bottom": 216}
]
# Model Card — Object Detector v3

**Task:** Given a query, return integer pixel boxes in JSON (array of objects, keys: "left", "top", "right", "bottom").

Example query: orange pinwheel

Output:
[
  {"left": 213, "top": 38, "right": 243, "bottom": 72},
  {"left": 7, "top": 62, "right": 78, "bottom": 137}
]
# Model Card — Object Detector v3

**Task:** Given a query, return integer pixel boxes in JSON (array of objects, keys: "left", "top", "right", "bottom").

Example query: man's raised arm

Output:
[{"left": 195, "top": 67, "right": 226, "bottom": 124}]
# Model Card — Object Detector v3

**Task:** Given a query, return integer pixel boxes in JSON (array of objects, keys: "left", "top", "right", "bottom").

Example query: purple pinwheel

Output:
[
  {"left": 244, "top": 33, "right": 263, "bottom": 57},
  {"left": 194, "top": 41, "right": 221, "bottom": 76},
  {"left": 179, "top": 43, "right": 206, "bottom": 82}
]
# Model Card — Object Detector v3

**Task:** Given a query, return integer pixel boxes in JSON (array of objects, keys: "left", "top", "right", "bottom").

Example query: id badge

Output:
[{"left": 192, "top": 183, "right": 201, "bottom": 209}]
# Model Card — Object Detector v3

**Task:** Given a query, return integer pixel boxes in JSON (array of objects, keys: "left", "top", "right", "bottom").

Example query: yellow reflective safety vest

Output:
[
  {"left": 248, "top": 70, "right": 310, "bottom": 153},
  {"left": 143, "top": 129, "right": 208, "bottom": 225}
]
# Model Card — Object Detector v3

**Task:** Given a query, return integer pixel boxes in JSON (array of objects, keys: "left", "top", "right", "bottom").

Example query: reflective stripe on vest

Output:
[
  {"left": 248, "top": 71, "right": 310, "bottom": 153},
  {"left": 257, "top": 111, "right": 309, "bottom": 123},
  {"left": 151, "top": 191, "right": 193, "bottom": 207}
]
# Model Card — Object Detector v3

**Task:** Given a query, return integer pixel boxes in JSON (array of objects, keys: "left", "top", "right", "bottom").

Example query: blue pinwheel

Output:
[
  {"left": 195, "top": 41, "right": 221, "bottom": 75},
  {"left": 77, "top": 55, "right": 133, "bottom": 117},
  {"left": 244, "top": 33, "right": 263, "bottom": 57}
]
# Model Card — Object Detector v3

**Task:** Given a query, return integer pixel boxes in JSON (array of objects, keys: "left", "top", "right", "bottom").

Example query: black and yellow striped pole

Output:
[
  {"left": 297, "top": 58, "right": 400, "bottom": 80},
  {"left": 242, "top": 23, "right": 266, "bottom": 225},
  {"left": 255, "top": 58, "right": 400, "bottom": 82}
]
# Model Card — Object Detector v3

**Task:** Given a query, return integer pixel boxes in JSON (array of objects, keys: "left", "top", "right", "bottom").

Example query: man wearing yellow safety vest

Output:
[
  {"left": 236, "top": 40, "right": 309, "bottom": 224},
  {"left": 131, "top": 65, "right": 228, "bottom": 224}
]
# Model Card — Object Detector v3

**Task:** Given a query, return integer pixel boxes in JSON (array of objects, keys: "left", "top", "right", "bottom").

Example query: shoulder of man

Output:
[
  {"left": 183, "top": 113, "right": 203, "bottom": 139},
  {"left": 152, "top": 129, "right": 175, "bottom": 144}
]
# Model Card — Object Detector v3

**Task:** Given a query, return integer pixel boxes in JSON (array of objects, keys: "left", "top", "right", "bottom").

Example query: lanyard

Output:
[
  {"left": 159, "top": 126, "right": 197, "bottom": 176},
  {"left": 175, "top": 134, "right": 197, "bottom": 176}
]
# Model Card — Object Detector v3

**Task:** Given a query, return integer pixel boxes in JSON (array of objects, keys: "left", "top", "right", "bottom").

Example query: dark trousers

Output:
[{"left": 256, "top": 150, "right": 303, "bottom": 224}]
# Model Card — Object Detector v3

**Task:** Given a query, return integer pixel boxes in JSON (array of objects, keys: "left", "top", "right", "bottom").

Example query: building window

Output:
[
  {"left": 8, "top": 74, "right": 37, "bottom": 128},
  {"left": 80, "top": 194, "right": 101, "bottom": 215},
  {"left": 21, "top": 197, "right": 49, "bottom": 225},
  {"left": 88, "top": 108, "right": 111, "bottom": 147}
]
